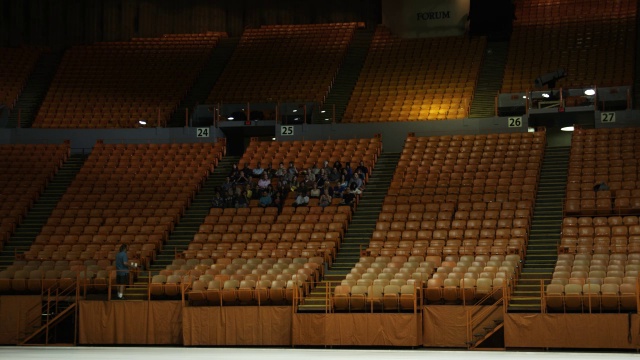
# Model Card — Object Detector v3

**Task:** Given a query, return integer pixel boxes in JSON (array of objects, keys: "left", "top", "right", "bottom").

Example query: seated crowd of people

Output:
[{"left": 211, "top": 160, "right": 369, "bottom": 211}]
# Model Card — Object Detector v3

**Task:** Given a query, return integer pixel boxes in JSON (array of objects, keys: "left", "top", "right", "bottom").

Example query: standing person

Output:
[{"left": 115, "top": 244, "right": 135, "bottom": 300}]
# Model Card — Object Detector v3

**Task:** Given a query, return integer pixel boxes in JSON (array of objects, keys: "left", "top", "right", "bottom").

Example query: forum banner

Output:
[{"left": 382, "top": 0, "right": 470, "bottom": 38}]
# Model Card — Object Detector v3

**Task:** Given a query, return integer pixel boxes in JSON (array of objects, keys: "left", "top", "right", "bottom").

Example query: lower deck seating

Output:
[
  {"left": 547, "top": 252, "right": 639, "bottom": 312},
  {"left": 332, "top": 254, "right": 519, "bottom": 312},
  {"left": 172, "top": 257, "right": 324, "bottom": 305}
]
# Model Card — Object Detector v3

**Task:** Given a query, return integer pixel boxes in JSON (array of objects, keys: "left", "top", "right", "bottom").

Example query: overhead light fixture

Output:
[
  {"left": 541, "top": 93, "right": 550, "bottom": 98},
  {"left": 293, "top": 117, "right": 300, "bottom": 121},
  {"left": 584, "top": 89, "right": 595, "bottom": 96},
  {"left": 324, "top": 118, "right": 330, "bottom": 121},
  {"left": 522, "top": 95, "right": 527, "bottom": 99},
  {"left": 320, "top": 110, "right": 326, "bottom": 113},
  {"left": 561, "top": 126, "right": 575, "bottom": 132},
  {"left": 272, "top": 137, "right": 276, "bottom": 140},
  {"left": 292, "top": 109, "right": 298, "bottom": 113},
  {"left": 138, "top": 120, "right": 147, "bottom": 125},
  {"left": 227, "top": 116, "right": 234, "bottom": 120}
]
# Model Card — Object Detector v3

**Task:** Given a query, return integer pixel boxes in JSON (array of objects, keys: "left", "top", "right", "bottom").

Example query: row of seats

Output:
[
  {"left": 384, "top": 193, "right": 535, "bottom": 205},
  {"left": 376, "top": 216, "right": 529, "bottom": 230},
  {"left": 545, "top": 283, "right": 637, "bottom": 312},
  {"left": 187, "top": 278, "right": 300, "bottom": 306},
  {"left": 21, "top": 248, "right": 154, "bottom": 266},
  {"left": 181, "top": 245, "right": 333, "bottom": 263},
  {"left": 0, "top": 268, "right": 115, "bottom": 294},
  {"left": 5, "top": 259, "right": 115, "bottom": 272},
  {"left": 332, "top": 284, "right": 419, "bottom": 312},
  {"left": 203, "top": 211, "right": 349, "bottom": 226},
  {"left": 239, "top": 137, "right": 381, "bottom": 170}
]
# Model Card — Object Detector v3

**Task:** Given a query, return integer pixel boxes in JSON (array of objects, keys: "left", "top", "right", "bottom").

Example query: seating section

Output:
[
  {"left": 0, "top": 144, "right": 70, "bottom": 251},
  {"left": 333, "top": 254, "right": 517, "bottom": 312},
  {"left": 502, "top": 0, "right": 636, "bottom": 92},
  {"left": 180, "top": 137, "right": 382, "bottom": 305},
  {"left": 565, "top": 128, "right": 640, "bottom": 216},
  {"left": 559, "top": 216, "right": 640, "bottom": 257},
  {"left": 240, "top": 137, "right": 381, "bottom": 174},
  {"left": 332, "top": 132, "right": 546, "bottom": 311},
  {"left": 0, "top": 258, "right": 137, "bottom": 295},
  {"left": 0, "top": 142, "right": 226, "bottom": 294},
  {"left": 343, "top": 25, "right": 485, "bottom": 122},
  {"left": 207, "top": 23, "right": 356, "bottom": 105},
  {"left": 0, "top": 47, "right": 42, "bottom": 110},
  {"left": 176, "top": 257, "right": 323, "bottom": 305},
  {"left": 33, "top": 32, "right": 227, "bottom": 128},
  {"left": 547, "top": 253, "right": 639, "bottom": 313},
  {"left": 188, "top": 206, "right": 349, "bottom": 263},
  {"left": 548, "top": 127, "right": 640, "bottom": 313}
]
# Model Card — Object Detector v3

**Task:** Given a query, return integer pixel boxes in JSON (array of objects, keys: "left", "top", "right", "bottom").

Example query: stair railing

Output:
[
  {"left": 19, "top": 276, "right": 80, "bottom": 345},
  {"left": 465, "top": 277, "right": 508, "bottom": 349}
]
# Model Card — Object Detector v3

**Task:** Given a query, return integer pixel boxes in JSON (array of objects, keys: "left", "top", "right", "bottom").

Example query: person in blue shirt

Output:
[
  {"left": 115, "top": 244, "right": 135, "bottom": 299},
  {"left": 259, "top": 190, "right": 272, "bottom": 208}
]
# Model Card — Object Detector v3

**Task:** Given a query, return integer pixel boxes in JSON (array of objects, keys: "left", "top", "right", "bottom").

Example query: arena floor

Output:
[{"left": 1, "top": 347, "right": 638, "bottom": 360}]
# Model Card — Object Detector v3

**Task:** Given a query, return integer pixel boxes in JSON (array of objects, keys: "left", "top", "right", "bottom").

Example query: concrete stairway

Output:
[
  {"left": 167, "top": 38, "right": 239, "bottom": 127},
  {"left": 508, "top": 146, "right": 570, "bottom": 312},
  {"left": 0, "top": 154, "right": 87, "bottom": 269},
  {"left": 7, "top": 51, "right": 63, "bottom": 128},
  {"left": 468, "top": 41, "right": 510, "bottom": 118},
  {"left": 297, "top": 152, "right": 401, "bottom": 312},
  {"left": 317, "top": 29, "right": 374, "bottom": 124},
  {"left": 125, "top": 155, "right": 239, "bottom": 299}
]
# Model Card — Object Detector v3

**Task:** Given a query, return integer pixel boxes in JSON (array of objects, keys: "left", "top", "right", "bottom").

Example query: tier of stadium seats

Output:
[
  {"left": 560, "top": 216, "right": 640, "bottom": 255},
  {"left": 0, "top": 258, "right": 122, "bottom": 294},
  {"left": 332, "top": 254, "right": 517, "bottom": 311},
  {"left": 240, "top": 136, "right": 381, "bottom": 170},
  {"left": 0, "top": 144, "right": 70, "bottom": 250},
  {"left": 565, "top": 128, "right": 640, "bottom": 216},
  {"left": 547, "top": 253, "right": 639, "bottom": 312},
  {"left": 502, "top": 0, "right": 636, "bottom": 92},
  {"left": 171, "top": 257, "right": 322, "bottom": 305},
  {"left": 33, "top": 32, "right": 227, "bottom": 128},
  {"left": 0, "top": 47, "right": 42, "bottom": 110},
  {"left": 19, "top": 142, "right": 225, "bottom": 273},
  {"left": 342, "top": 26, "right": 485, "bottom": 122},
  {"left": 207, "top": 23, "right": 356, "bottom": 106}
]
